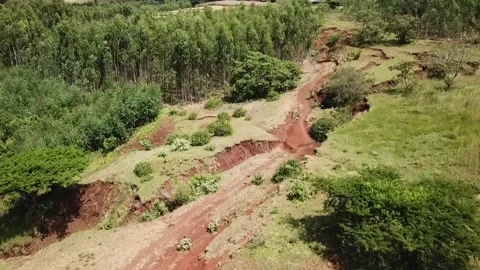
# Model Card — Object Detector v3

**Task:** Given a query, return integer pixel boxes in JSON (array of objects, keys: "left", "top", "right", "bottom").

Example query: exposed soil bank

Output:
[
  {"left": 0, "top": 181, "right": 118, "bottom": 258},
  {"left": 122, "top": 117, "right": 175, "bottom": 153}
]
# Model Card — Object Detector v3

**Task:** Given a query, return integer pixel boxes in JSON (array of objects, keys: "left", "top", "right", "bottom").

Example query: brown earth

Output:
[
  {"left": 122, "top": 118, "right": 175, "bottom": 153},
  {"left": 1, "top": 181, "right": 118, "bottom": 258}
]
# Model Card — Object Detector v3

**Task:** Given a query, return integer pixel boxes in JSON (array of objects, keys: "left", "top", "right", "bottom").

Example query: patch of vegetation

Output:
[
  {"left": 426, "top": 42, "right": 471, "bottom": 89},
  {"left": 170, "top": 138, "right": 191, "bottom": 152},
  {"left": 245, "top": 115, "right": 252, "bottom": 121},
  {"left": 190, "top": 130, "right": 211, "bottom": 147},
  {"left": 204, "top": 97, "right": 224, "bottom": 110},
  {"left": 355, "top": 20, "right": 386, "bottom": 46},
  {"left": 207, "top": 219, "right": 219, "bottom": 234},
  {"left": 134, "top": 162, "right": 153, "bottom": 177},
  {"left": 266, "top": 91, "right": 281, "bottom": 102},
  {"left": 229, "top": 51, "right": 301, "bottom": 102},
  {"left": 320, "top": 166, "right": 480, "bottom": 270},
  {"left": 232, "top": 107, "right": 247, "bottom": 118},
  {"left": 386, "top": 15, "right": 421, "bottom": 44},
  {"left": 140, "top": 140, "right": 152, "bottom": 151},
  {"left": 189, "top": 174, "right": 220, "bottom": 198},
  {"left": 287, "top": 180, "right": 315, "bottom": 202},
  {"left": 251, "top": 174, "right": 264, "bottom": 186},
  {"left": 168, "top": 109, "right": 186, "bottom": 116},
  {"left": 347, "top": 49, "right": 361, "bottom": 61},
  {"left": 177, "top": 237, "right": 193, "bottom": 251},
  {"left": 320, "top": 67, "right": 369, "bottom": 108},
  {"left": 389, "top": 61, "right": 416, "bottom": 93},
  {"left": 140, "top": 174, "right": 153, "bottom": 183},
  {"left": 247, "top": 235, "right": 267, "bottom": 249},
  {"left": 166, "top": 133, "right": 190, "bottom": 145},
  {"left": 140, "top": 201, "right": 169, "bottom": 222},
  {"left": 187, "top": 112, "right": 198, "bottom": 120},
  {"left": 272, "top": 159, "right": 303, "bottom": 183},
  {"left": 207, "top": 120, "right": 233, "bottom": 137},
  {"left": 98, "top": 185, "right": 135, "bottom": 230},
  {"left": 309, "top": 118, "right": 335, "bottom": 143},
  {"left": 325, "top": 34, "right": 341, "bottom": 48},
  {"left": 217, "top": 112, "right": 231, "bottom": 122},
  {"left": 204, "top": 145, "right": 215, "bottom": 151},
  {"left": 157, "top": 151, "right": 167, "bottom": 158},
  {"left": 0, "top": 147, "right": 87, "bottom": 198}
]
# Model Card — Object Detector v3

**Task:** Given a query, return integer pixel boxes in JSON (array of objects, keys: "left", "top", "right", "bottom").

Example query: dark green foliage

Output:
[
  {"left": 232, "top": 107, "right": 247, "bottom": 118},
  {"left": 321, "top": 67, "right": 368, "bottom": 108},
  {"left": 204, "top": 97, "right": 224, "bottom": 110},
  {"left": 272, "top": 159, "right": 303, "bottom": 183},
  {"left": 387, "top": 15, "right": 421, "bottom": 44},
  {"left": 323, "top": 166, "right": 480, "bottom": 270},
  {"left": 166, "top": 133, "right": 190, "bottom": 145},
  {"left": 287, "top": 180, "right": 315, "bottom": 202},
  {"left": 216, "top": 112, "right": 231, "bottom": 122},
  {"left": 133, "top": 162, "right": 153, "bottom": 177},
  {"left": 207, "top": 120, "right": 233, "bottom": 137},
  {"left": 309, "top": 118, "right": 335, "bottom": 143},
  {"left": 190, "top": 130, "right": 211, "bottom": 146},
  {"left": 0, "top": 147, "right": 87, "bottom": 196},
  {"left": 229, "top": 52, "right": 301, "bottom": 102},
  {"left": 189, "top": 174, "right": 220, "bottom": 198},
  {"left": 355, "top": 20, "right": 386, "bottom": 46}
]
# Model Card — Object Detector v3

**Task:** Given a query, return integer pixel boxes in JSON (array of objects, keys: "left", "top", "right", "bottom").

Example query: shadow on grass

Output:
[{"left": 0, "top": 186, "right": 83, "bottom": 257}]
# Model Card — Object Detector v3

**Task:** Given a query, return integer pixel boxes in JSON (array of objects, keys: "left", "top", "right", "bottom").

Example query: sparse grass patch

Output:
[
  {"left": 204, "top": 145, "right": 215, "bottom": 151},
  {"left": 232, "top": 107, "right": 247, "bottom": 118},
  {"left": 251, "top": 174, "right": 264, "bottom": 185},
  {"left": 245, "top": 115, "right": 252, "bottom": 121},
  {"left": 187, "top": 112, "right": 198, "bottom": 120},
  {"left": 272, "top": 159, "right": 303, "bottom": 183},
  {"left": 134, "top": 162, "right": 153, "bottom": 177}
]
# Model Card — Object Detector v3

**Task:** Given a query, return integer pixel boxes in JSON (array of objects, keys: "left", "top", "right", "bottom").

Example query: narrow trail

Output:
[{"left": 125, "top": 61, "right": 336, "bottom": 270}]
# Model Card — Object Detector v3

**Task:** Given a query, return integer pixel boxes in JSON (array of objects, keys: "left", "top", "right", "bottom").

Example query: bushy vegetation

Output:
[
  {"left": 389, "top": 61, "right": 416, "bottom": 92},
  {"left": 207, "top": 219, "right": 219, "bottom": 234},
  {"left": 229, "top": 51, "right": 301, "bottom": 102},
  {"left": 133, "top": 162, "right": 153, "bottom": 177},
  {"left": 251, "top": 174, "right": 264, "bottom": 186},
  {"left": 140, "top": 201, "right": 169, "bottom": 222},
  {"left": 355, "top": 20, "right": 386, "bottom": 46},
  {"left": 189, "top": 174, "right": 221, "bottom": 198},
  {"left": 204, "top": 145, "right": 215, "bottom": 151},
  {"left": 216, "top": 112, "right": 231, "bottom": 122},
  {"left": 321, "top": 166, "right": 480, "bottom": 270},
  {"left": 190, "top": 130, "right": 211, "bottom": 147},
  {"left": 207, "top": 120, "right": 233, "bottom": 137},
  {"left": 140, "top": 140, "right": 152, "bottom": 151},
  {"left": 166, "top": 133, "right": 190, "bottom": 145},
  {"left": 177, "top": 237, "right": 193, "bottom": 251},
  {"left": 232, "top": 107, "right": 247, "bottom": 118},
  {"left": 170, "top": 138, "right": 191, "bottom": 152},
  {"left": 309, "top": 118, "right": 335, "bottom": 143},
  {"left": 347, "top": 49, "right": 361, "bottom": 61},
  {"left": 0, "top": 147, "right": 87, "bottom": 197},
  {"left": 320, "top": 67, "right": 369, "bottom": 108},
  {"left": 187, "top": 112, "right": 198, "bottom": 120},
  {"left": 272, "top": 159, "right": 303, "bottom": 183},
  {"left": 386, "top": 15, "right": 421, "bottom": 44},
  {"left": 287, "top": 180, "right": 315, "bottom": 202},
  {"left": 204, "top": 97, "right": 224, "bottom": 110}
]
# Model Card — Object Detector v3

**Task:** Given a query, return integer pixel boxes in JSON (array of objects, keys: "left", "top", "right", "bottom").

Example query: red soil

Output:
[{"left": 122, "top": 117, "right": 175, "bottom": 153}]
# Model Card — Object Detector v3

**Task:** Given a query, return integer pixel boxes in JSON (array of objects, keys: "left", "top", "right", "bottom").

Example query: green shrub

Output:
[
  {"left": 102, "top": 137, "right": 119, "bottom": 152},
  {"left": 217, "top": 112, "right": 231, "bottom": 122},
  {"left": 187, "top": 112, "right": 198, "bottom": 120},
  {"left": 347, "top": 49, "right": 361, "bottom": 61},
  {"left": 173, "top": 183, "right": 193, "bottom": 207},
  {"left": 355, "top": 20, "right": 386, "bottom": 47},
  {"left": 232, "top": 107, "right": 247, "bottom": 118},
  {"left": 190, "top": 130, "right": 211, "bottom": 146},
  {"left": 169, "top": 109, "right": 186, "bottom": 116},
  {"left": 309, "top": 118, "right": 335, "bottom": 143},
  {"left": 140, "top": 174, "right": 153, "bottom": 183},
  {"left": 190, "top": 174, "right": 220, "bottom": 198},
  {"left": 251, "top": 174, "right": 264, "bottom": 185},
  {"left": 0, "top": 147, "right": 88, "bottom": 197},
  {"left": 323, "top": 166, "right": 480, "bottom": 270},
  {"left": 229, "top": 51, "right": 300, "bottom": 102},
  {"left": 266, "top": 91, "right": 280, "bottom": 102},
  {"left": 287, "top": 180, "right": 315, "bottom": 202},
  {"left": 207, "top": 120, "right": 233, "bottom": 137},
  {"left": 170, "top": 138, "right": 191, "bottom": 152},
  {"left": 245, "top": 115, "right": 252, "bottom": 121},
  {"left": 326, "top": 34, "right": 341, "bottom": 48},
  {"left": 207, "top": 219, "right": 219, "bottom": 234},
  {"left": 204, "top": 97, "right": 224, "bottom": 110},
  {"left": 158, "top": 151, "right": 167, "bottom": 158},
  {"left": 204, "top": 145, "right": 215, "bottom": 151},
  {"left": 387, "top": 15, "right": 421, "bottom": 44},
  {"left": 140, "top": 140, "right": 152, "bottom": 151},
  {"left": 320, "top": 67, "right": 368, "bottom": 108},
  {"left": 272, "top": 159, "right": 303, "bottom": 183},
  {"left": 140, "top": 201, "right": 168, "bottom": 222},
  {"left": 166, "top": 133, "right": 190, "bottom": 145},
  {"left": 134, "top": 162, "right": 153, "bottom": 177},
  {"left": 177, "top": 237, "right": 193, "bottom": 251}
]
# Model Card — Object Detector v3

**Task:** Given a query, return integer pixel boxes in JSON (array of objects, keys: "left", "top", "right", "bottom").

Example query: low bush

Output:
[
  {"left": 207, "top": 120, "right": 233, "bottom": 137},
  {"left": 158, "top": 151, "right": 167, "bottom": 158},
  {"left": 140, "top": 140, "right": 152, "bottom": 151},
  {"left": 309, "top": 118, "right": 335, "bottom": 143},
  {"left": 355, "top": 20, "right": 386, "bottom": 47},
  {"left": 287, "top": 180, "right": 315, "bottom": 202},
  {"left": 140, "top": 174, "right": 153, "bottom": 183},
  {"left": 272, "top": 159, "right": 303, "bottom": 183},
  {"left": 187, "top": 112, "right": 198, "bottom": 120},
  {"left": 190, "top": 130, "right": 211, "bottom": 146},
  {"left": 177, "top": 237, "right": 193, "bottom": 251},
  {"left": 166, "top": 133, "right": 190, "bottom": 145},
  {"left": 326, "top": 34, "right": 341, "bottom": 48},
  {"left": 251, "top": 174, "right": 264, "bottom": 185},
  {"left": 266, "top": 91, "right": 280, "bottom": 102},
  {"left": 320, "top": 67, "right": 369, "bottom": 108},
  {"left": 323, "top": 166, "right": 480, "bottom": 270},
  {"left": 134, "top": 162, "right": 153, "bottom": 177},
  {"left": 232, "top": 107, "right": 247, "bottom": 118},
  {"left": 140, "top": 201, "right": 169, "bottom": 222},
  {"left": 190, "top": 174, "right": 220, "bottom": 198},
  {"left": 217, "top": 112, "right": 231, "bottom": 122},
  {"left": 207, "top": 219, "right": 219, "bottom": 234},
  {"left": 172, "top": 183, "right": 193, "bottom": 207},
  {"left": 347, "top": 49, "right": 361, "bottom": 61},
  {"left": 387, "top": 15, "right": 421, "bottom": 45},
  {"left": 204, "top": 97, "right": 224, "bottom": 110},
  {"left": 170, "top": 138, "right": 191, "bottom": 152},
  {"left": 204, "top": 145, "right": 215, "bottom": 151}
]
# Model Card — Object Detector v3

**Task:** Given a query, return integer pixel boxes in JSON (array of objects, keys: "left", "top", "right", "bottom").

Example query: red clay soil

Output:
[
  {"left": 1, "top": 181, "right": 117, "bottom": 258},
  {"left": 122, "top": 117, "right": 175, "bottom": 153}
]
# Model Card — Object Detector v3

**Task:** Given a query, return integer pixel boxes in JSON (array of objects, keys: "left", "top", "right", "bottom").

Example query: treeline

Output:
[
  {"left": 0, "top": 0, "right": 321, "bottom": 102},
  {"left": 345, "top": 0, "right": 480, "bottom": 37}
]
